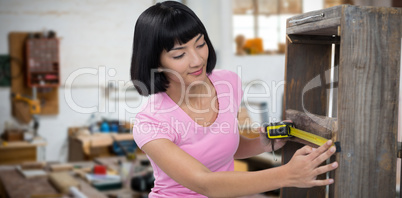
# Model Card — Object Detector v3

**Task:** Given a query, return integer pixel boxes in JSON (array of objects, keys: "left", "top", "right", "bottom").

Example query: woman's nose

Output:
[{"left": 189, "top": 49, "right": 203, "bottom": 67}]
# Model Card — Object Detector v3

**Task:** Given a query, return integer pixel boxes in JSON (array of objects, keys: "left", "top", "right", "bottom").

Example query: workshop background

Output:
[
  {"left": 0, "top": 0, "right": 401, "bottom": 197},
  {"left": 0, "top": 0, "right": 397, "bottom": 167}
]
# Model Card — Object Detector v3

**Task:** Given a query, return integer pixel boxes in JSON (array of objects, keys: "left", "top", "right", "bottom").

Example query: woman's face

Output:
[{"left": 159, "top": 34, "right": 209, "bottom": 87}]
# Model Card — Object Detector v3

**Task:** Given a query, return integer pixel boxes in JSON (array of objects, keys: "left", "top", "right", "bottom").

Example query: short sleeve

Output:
[
  {"left": 210, "top": 69, "right": 243, "bottom": 112},
  {"left": 233, "top": 71, "right": 243, "bottom": 110},
  {"left": 224, "top": 70, "right": 243, "bottom": 111},
  {"left": 132, "top": 113, "right": 178, "bottom": 149}
]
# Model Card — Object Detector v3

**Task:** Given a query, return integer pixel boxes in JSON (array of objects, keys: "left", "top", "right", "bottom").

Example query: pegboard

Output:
[
  {"left": 9, "top": 32, "right": 59, "bottom": 124},
  {"left": 26, "top": 37, "right": 60, "bottom": 87}
]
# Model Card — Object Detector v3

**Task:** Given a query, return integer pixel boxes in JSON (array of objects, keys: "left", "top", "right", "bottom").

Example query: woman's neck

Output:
[{"left": 165, "top": 77, "right": 215, "bottom": 108}]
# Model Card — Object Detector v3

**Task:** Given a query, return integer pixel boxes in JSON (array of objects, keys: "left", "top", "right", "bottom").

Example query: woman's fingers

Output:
[
  {"left": 288, "top": 140, "right": 338, "bottom": 188},
  {"left": 287, "top": 143, "right": 338, "bottom": 188},
  {"left": 314, "top": 162, "right": 338, "bottom": 176},
  {"left": 315, "top": 145, "right": 336, "bottom": 162},
  {"left": 310, "top": 178, "right": 335, "bottom": 187},
  {"left": 274, "top": 139, "right": 287, "bottom": 144},
  {"left": 272, "top": 139, "right": 287, "bottom": 150},
  {"left": 305, "top": 162, "right": 337, "bottom": 187},
  {"left": 294, "top": 145, "right": 313, "bottom": 156},
  {"left": 307, "top": 140, "right": 333, "bottom": 160},
  {"left": 311, "top": 146, "right": 336, "bottom": 167}
]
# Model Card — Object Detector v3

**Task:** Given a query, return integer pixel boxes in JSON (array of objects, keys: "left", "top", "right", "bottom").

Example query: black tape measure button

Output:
[{"left": 270, "top": 127, "right": 286, "bottom": 136}]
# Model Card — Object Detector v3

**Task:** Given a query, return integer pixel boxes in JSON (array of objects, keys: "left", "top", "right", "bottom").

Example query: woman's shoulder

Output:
[
  {"left": 210, "top": 69, "right": 240, "bottom": 81},
  {"left": 134, "top": 93, "right": 175, "bottom": 123},
  {"left": 210, "top": 69, "right": 243, "bottom": 109}
]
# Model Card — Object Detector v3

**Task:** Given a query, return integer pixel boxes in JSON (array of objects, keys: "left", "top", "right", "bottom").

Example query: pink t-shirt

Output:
[{"left": 132, "top": 69, "right": 243, "bottom": 197}]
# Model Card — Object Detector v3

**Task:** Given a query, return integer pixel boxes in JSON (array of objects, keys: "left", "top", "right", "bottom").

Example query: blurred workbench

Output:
[
  {"left": 0, "top": 165, "right": 106, "bottom": 198},
  {"left": 68, "top": 127, "right": 136, "bottom": 161},
  {"left": 0, "top": 137, "right": 46, "bottom": 165},
  {"left": 0, "top": 155, "right": 150, "bottom": 198}
]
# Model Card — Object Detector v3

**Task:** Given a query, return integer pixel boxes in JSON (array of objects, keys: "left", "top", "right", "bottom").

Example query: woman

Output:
[{"left": 130, "top": 1, "right": 338, "bottom": 197}]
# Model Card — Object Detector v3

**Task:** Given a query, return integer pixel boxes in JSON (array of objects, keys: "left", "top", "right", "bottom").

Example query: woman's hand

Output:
[
  {"left": 259, "top": 129, "right": 287, "bottom": 152},
  {"left": 283, "top": 140, "right": 338, "bottom": 188},
  {"left": 259, "top": 120, "right": 292, "bottom": 152}
]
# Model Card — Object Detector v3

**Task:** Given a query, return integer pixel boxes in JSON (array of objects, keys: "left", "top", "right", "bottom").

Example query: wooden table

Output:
[
  {"left": 0, "top": 165, "right": 106, "bottom": 198},
  {"left": 68, "top": 127, "right": 134, "bottom": 161},
  {"left": 0, "top": 138, "right": 46, "bottom": 165}
]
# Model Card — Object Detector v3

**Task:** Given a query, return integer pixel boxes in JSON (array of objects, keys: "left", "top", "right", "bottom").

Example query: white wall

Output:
[
  {"left": 0, "top": 0, "right": 152, "bottom": 161},
  {"left": 217, "top": 0, "right": 324, "bottom": 123},
  {"left": 0, "top": 0, "right": 152, "bottom": 86},
  {"left": 0, "top": 0, "right": 324, "bottom": 161}
]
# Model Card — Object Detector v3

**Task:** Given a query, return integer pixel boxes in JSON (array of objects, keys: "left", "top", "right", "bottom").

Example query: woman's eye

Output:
[
  {"left": 173, "top": 53, "right": 185, "bottom": 59},
  {"left": 197, "top": 42, "right": 206, "bottom": 48}
]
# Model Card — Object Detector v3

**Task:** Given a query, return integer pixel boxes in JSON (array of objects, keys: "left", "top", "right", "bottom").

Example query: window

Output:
[{"left": 233, "top": 0, "right": 302, "bottom": 55}]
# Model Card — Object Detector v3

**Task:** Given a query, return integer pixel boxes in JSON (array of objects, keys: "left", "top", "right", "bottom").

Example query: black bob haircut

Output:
[{"left": 130, "top": 1, "right": 217, "bottom": 96}]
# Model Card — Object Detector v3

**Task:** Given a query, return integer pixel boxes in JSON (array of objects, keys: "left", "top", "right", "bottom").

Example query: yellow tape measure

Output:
[
  {"left": 265, "top": 122, "right": 340, "bottom": 151},
  {"left": 288, "top": 127, "right": 330, "bottom": 147}
]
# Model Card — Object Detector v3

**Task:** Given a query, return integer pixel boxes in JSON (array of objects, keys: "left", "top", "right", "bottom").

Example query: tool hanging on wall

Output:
[
  {"left": 11, "top": 90, "right": 40, "bottom": 141},
  {"left": 9, "top": 31, "right": 60, "bottom": 124},
  {"left": 264, "top": 121, "right": 341, "bottom": 160},
  {"left": 9, "top": 30, "right": 59, "bottom": 140},
  {"left": 12, "top": 92, "right": 40, "bottom": 115},
  {"left": 25, "top": 31, "right": 60, "bottom": 88}
]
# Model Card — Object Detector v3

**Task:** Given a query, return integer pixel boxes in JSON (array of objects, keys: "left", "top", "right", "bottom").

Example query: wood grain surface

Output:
[
  {"left": 285, "top": 109, "right": 337, "bottom": 142},
  {"left": 334, "top": 5, "right": 401, "bottom": 198},
  {"left": 283, "top": 5, "right": 401, "bottom": 198},
  {"left": 0, "top": 169, "right": 57, "bottom": 198},
  {"left": 282, "top": 39, "right": 332, "bottom": 198},
  {"left": 286, "top": 5, "right": 343, "bottom": 36}
]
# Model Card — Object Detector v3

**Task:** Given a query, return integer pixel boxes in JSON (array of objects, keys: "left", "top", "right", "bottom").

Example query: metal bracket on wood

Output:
[{"left": 289, "top": 13, "right": 325, "bottom": 25}]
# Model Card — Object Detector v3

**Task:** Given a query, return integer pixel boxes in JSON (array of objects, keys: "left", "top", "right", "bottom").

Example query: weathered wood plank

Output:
[
  {"left": 282, "top": 39, "right": 332, "bottom": 198},
  {"left": 400, "top": 37, "right": 402, "bottom": 198},
  {"left": 334, "top": 5, "right": 401, "bottom": 198},
  {"left": 285, "top": 109, "right": 337, "bottom": 139},
  {"left": 287, "top": 18, "right": 340, "bottom": 36},
  {"left": 285, "top": 109, "right": 337, "bottom": 147},
  {"left": 286, "top": 5, "right": 344, "bottom": 36},
  {"left": 287, "top": 34, "right": 340, "bottom": 45},
  {"left": 287, "top": 5, "right": 343, "bottom": 28}
]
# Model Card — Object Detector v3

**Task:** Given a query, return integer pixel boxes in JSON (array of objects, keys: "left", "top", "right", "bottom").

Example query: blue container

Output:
[
  {"left": 100, "top": 121, "right": 110, "bottom": 133},
  {"left": 112, "top": 140, "right": 137, "bottom": 156},
  {"left": 110, "top": 123, "right": 119, "bottom": 133}
]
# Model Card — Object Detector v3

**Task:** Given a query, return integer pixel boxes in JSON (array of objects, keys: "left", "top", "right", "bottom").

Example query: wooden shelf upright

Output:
[{"left": 282, "top": 5, "right": 402, "bottom": 198}]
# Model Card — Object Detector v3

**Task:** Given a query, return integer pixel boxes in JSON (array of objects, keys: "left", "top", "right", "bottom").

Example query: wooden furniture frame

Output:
[{"left": 282, "top": 5, "right": 401, "bottom": 198}]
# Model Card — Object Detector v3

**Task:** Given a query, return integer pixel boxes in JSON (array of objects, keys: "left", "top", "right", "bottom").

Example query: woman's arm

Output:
[
  {"left": 234, "top": 135, "right": 265, "bottom": 159},
  {"left": 234, "top": 128, "right": 287, "bottom": 159},
  {"left": 142, "top": 138, "right": 338, "bottom": 197}
]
